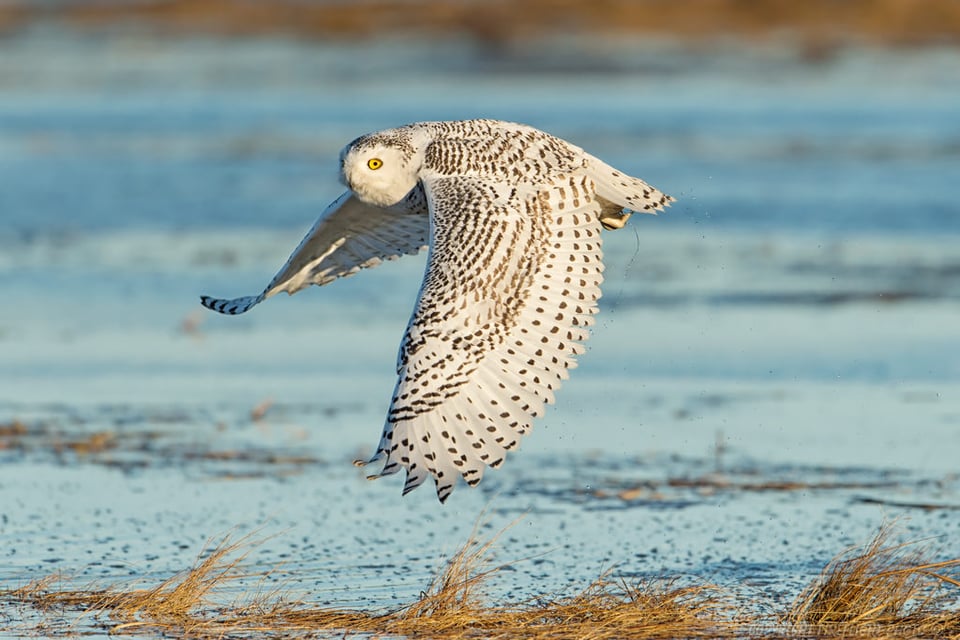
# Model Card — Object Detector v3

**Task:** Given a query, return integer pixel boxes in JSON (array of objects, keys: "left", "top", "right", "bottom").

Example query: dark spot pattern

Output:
[
  {"left": 203, "top": 119, "right": 674, "bottom": 504},
  {"left": 364, "top": 122, "right": 613, "bottom": 503}
]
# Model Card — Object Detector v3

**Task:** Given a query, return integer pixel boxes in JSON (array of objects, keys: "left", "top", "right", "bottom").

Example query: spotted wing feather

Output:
[
  {"left": 359, "top": 173, "right": 604, "bottom": 502},
  {"left": 200, "top": 190, "right": 429, "bottom": 315}
]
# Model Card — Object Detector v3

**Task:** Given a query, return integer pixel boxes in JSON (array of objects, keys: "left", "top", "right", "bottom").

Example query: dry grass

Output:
[
  {"left": 3, "top": 520, "right": 726, "bottom": 639},
  {"left": 6, "top": 534, "right": 264, "bottom": 636},
  {"left": 3, "top": 521, "right": 958, "bottom": 639},
  {"left": 106, "top": 535, "right": 258, "bottom": 634},
  {"left": 2, "top": 0, "right": 960, "bottom": 47},
  {"left": 383, "top": 517, "right": 726, "bottom": 639},
  {"left": 788, "top": 523, "right": 960, "bottom": 638}
]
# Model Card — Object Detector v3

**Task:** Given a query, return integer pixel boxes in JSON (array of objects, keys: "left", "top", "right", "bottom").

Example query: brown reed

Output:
[
  {"left": 3, "top": 521, "right": 958, "bottom": 639},
  {"left": 788, "top": 523, "right": 960, "bottom": 639}
]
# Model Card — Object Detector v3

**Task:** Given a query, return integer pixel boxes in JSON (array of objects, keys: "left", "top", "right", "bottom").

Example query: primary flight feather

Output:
[{"left": 201, "top": 119, "right": 673, "bottom": 502}]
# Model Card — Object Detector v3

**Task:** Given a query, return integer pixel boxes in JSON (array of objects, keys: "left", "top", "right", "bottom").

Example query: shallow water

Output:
[{"left": 1, "top": 31, "right": 959, "bottom": 636}]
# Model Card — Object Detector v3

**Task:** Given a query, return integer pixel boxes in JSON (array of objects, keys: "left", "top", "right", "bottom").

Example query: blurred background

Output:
[
  {"left": 2, "top": 0, "right": 958, "bottom": 392},
  {"left": 2, "top": 0, "right": 959, "bottom": 238}
]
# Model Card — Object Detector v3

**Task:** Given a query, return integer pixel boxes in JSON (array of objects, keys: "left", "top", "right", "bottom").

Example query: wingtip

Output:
[
  {"left": 199, "top": 294, "right": 229, "bottom": 313},
  {"left": 199, "top": 293, "right": 264, "bottom": 315}
]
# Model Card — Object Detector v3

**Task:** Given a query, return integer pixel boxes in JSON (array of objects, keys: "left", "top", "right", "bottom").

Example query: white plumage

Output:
[{"left": 201, "top": 119, "right": 673, "bottom": 502}]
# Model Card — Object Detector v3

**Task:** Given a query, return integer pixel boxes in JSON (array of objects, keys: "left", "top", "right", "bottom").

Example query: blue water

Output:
[{"left": 1, "top": 33, "right": 958, "bottom": 238}]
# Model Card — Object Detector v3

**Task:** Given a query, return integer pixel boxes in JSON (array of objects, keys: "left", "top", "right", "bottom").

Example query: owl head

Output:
[{"left": 339, "top": 130, "right": 424, "bottom": 208}]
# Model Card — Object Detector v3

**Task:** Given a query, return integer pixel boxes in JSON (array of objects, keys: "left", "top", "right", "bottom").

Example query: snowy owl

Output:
[{"left": 201, "top": 119, "right": 673, "bottom": 502}]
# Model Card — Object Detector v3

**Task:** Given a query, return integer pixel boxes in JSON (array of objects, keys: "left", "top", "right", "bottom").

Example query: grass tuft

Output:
[
  {"left": 386, "top": 515, "right": 726, "bottom": 638},
  {"left": 4, "top": 534, "right": 264, "bottom": 637},
  {"left": 2, "top": 519, "right": 725, "bottom": 639},
  {"left": 788, "top": 523, "right": 960, "bottom": 638},
  {"left": 4, "top": 521, "right": 958, "bottom": 639},
  {"left": 104, "top": 534, "right": 255, "bottom": 634}
]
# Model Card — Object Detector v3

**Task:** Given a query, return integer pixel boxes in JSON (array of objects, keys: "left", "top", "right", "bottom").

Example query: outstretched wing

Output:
[
  {"left": 358, "top": 173, "right": 605, "bottom": 502},
  {"left": 201, "top": 189, "right": 429, "bottom": 315}
]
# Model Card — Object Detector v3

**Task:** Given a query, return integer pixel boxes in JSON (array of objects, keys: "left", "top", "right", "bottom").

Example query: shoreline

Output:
[{"left": 2, "top": 0, "right": 960, "bottom": 50}]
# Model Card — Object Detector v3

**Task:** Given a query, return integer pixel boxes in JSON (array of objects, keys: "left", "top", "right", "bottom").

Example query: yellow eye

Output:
[{"left": 367, "top": 158, "right": 383, "bottom": 170}]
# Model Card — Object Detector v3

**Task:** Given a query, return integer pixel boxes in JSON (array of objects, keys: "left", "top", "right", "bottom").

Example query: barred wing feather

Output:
[{"left": 201, "top": 191, "right": 429, "bottom": 315}]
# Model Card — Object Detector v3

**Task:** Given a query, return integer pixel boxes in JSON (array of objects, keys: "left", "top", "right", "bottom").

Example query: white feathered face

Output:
[{"left": 339, "top": 138, "right": 420, "bottom": 208}]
